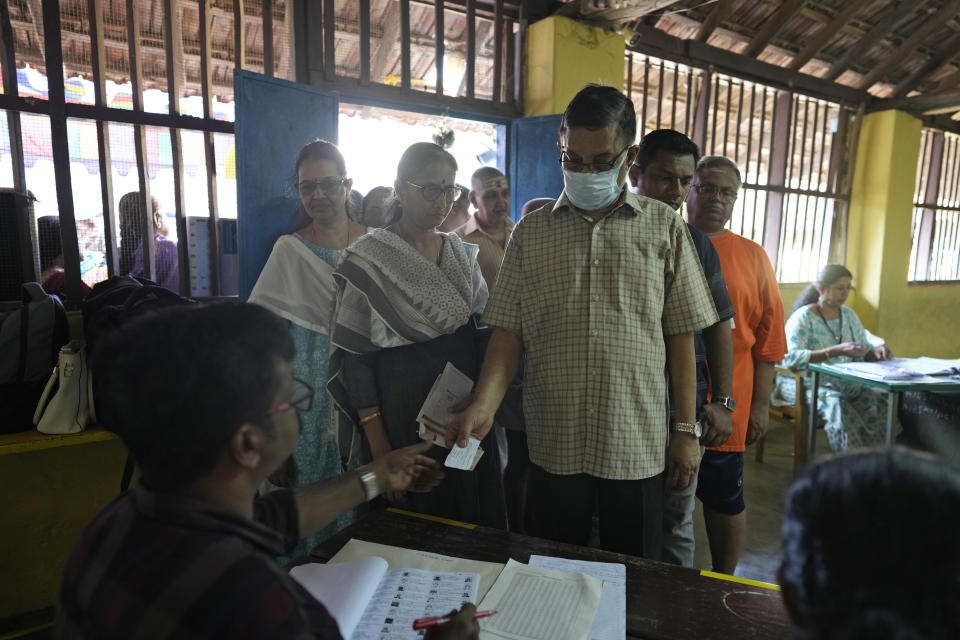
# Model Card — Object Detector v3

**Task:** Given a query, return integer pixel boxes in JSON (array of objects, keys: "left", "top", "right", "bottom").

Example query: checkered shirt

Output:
[{"left": 483, "top": 190, "right": 719, "bottom": 479}]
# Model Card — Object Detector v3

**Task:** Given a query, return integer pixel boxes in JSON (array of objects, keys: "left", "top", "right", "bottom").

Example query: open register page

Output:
[{"left": 290, "top": 556, "right": 479, "bottom": 639}]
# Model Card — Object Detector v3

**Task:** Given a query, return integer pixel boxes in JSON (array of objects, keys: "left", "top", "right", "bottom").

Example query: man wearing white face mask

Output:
[{"left": 447, "top": 85, "right": 718, "bottom": 559}]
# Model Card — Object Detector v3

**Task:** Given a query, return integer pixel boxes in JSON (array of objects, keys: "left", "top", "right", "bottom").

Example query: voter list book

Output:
[{"left": 290, "top": 556, "right": 479, "bottom": 640}]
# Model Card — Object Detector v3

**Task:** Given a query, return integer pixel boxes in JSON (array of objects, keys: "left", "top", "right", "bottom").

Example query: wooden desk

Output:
[
  {"left": 312, "top": 509, "right": 791, "bottom": 640},
  {"left": 807, "top": 364, "right": 960, "bottom": 458}
]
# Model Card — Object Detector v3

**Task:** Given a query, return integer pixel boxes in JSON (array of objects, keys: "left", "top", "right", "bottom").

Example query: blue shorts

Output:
[{"left": 696, "top": 450, "right": 745, "bottom": 515}]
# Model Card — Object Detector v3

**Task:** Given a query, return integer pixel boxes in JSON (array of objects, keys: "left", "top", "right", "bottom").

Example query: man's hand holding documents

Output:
[{"left": 417, "top": 362, "right": 484, "bottom": 471}]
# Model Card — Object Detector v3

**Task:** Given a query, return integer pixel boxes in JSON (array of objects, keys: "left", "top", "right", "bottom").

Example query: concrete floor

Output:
[{"left": 691, "top": 417, "right": 833, "bottom": 583}]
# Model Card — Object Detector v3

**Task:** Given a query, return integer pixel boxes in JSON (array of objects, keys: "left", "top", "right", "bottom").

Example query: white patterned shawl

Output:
[{"left": 330, "top": 228, "right": 488, "bottom": 354}]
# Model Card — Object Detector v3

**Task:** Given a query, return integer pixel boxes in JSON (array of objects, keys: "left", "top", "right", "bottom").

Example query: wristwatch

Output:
[
  {"left": 713, "top": 395, "right": 736, "bottom": 412},
  {"left": 672, "top": 421, "right": 703, "bottom": 438},
  {"left": 359, "top": 468, "right": 380, "bottom": 501}
]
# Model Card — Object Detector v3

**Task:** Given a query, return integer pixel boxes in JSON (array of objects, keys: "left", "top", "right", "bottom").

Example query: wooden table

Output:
[
  {"left": 807, "top": 363, "right": 960, "bottom": 457},
  {"left": 312, "top": 509, "right": 791, "bottom": 640}
]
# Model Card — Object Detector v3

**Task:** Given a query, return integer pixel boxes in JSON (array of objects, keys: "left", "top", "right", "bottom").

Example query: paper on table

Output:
[
  {"left": 900, "top": 356, "right": 960, "bottom": 376},
  {"left": 290, "top": 556, "right": 388, "bottom": 639},
  {"left": 350, "top": 567, "right": 479, "bottom": 640},
  {"left": 478, "top": 558, "right": 603, "bottom": 640},
  {"left": 328, "top": 539, "right": 506, "bottom": 601},
  {"left": 445, "top": 437, "right": 484, "bottom": 470},
  {"left": 528, "top": 556, "right": 626, "bottom": 640}
]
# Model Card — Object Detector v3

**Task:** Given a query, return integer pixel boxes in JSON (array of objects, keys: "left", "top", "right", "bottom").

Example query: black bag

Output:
[
  {"left": 0, "top": 283, "right": 69, "bottom": 433},
  {"left": 83, "top": 275, "right": 192, "bottom": 357},
  {"left": 82, "top": 275, "right": 194, "bottom": 490}
]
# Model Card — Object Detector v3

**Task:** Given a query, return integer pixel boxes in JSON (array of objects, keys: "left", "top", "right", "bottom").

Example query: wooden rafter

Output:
[
  {"left": 858, "top": 0, "right": 960, "bottom": 90},
  {"left": 787, "top": 0, "right": 871, "bottom": 71},
  {"left": 878, "top": 87, "right": 960, "bottom": 115},
  {"left": 823, "top": 0, "right": 918, "bottom": 81},
  {"left": 889, "top": 31, "right": 960, "bottom": 99},
  {"left": 695, "top": 0, "right": 734, "bottom": 43},
  {"left": 743, "top": 0, "right": 806, "bottom": 59}
]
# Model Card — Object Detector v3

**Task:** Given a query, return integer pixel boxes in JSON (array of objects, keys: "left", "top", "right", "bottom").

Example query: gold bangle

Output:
[{"left": 359, "top": 411, "right": 381, "bottom": 426}]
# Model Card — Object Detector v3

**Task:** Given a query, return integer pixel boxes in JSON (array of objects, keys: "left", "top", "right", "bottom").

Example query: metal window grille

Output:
[
  {"left": 625, "top": 52, "right": 858, "bottom": 283},
  {"left": 1, "top": 0, "right": 286, "bottom": 307},
  {"left": 297, "top": 0, "right": 523, "bottom": 117},
  {"left": 910, "top": 128, "right": 960, "bottom": 282}
]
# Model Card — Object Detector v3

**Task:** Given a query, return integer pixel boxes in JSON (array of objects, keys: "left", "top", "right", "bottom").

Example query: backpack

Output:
[
  {"left": 0, "top": 283, "right": 69, "bottom": 433},
  {"left": 83, "top": 275, "right": 192, "bottom": 356},
  {"left": 81, "top": 275, "right": 194, "bottom": 490}
]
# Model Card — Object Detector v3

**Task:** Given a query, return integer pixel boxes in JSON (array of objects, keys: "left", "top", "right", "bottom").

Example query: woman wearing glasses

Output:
[
  {"left": 329, "top": 142, "right": 506, "bottom": 528},
  {"left": 772, "top": 264, "right": 897, "bottom": 451},
  {"left": 249, "top": 139, "right": 367, "bottom": 557}
]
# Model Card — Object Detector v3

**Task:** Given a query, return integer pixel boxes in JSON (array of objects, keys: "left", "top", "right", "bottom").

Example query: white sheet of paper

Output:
[
  {"left": 445, "top": 437, "right": 481, "bottom": 470},
  {"left": 290, "top": 557, "right": 388, "bottom": 639},
  {"left": 528, "top": 556, "right": 626, "bottom": 640},
  {"left": 328, "top": 539, "right": 506, "bottom": 602},
  {"left": 416, "top": 362, "right": 474, "bottom": 434},
  {"left": 478, "top": 558, "right": 602, "bottom": 640},
  {"left": 350, "top": 568, "right": 479, "bottom": 640}
]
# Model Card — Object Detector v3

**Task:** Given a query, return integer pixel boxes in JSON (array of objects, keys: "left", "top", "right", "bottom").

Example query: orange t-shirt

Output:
[{"left": 707, "top": 231, "right": 787, "bottom": 452}]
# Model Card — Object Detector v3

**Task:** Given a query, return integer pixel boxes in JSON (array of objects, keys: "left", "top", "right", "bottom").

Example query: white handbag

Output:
[{"left": 34, "top": 340, "right": 90, "bottom": 434}]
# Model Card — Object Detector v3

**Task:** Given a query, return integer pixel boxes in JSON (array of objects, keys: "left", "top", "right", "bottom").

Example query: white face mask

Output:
[{"left": 562, "top": 151, "right": 627, "bottom": 211}]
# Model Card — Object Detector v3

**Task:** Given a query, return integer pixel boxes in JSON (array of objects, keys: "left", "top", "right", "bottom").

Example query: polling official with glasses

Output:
[{"left": 328, "top": 141, "right": 507, "bottom": 529}]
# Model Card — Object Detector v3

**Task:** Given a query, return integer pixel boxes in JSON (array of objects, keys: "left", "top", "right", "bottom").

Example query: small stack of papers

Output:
[
  {"left": 417, "top": 362, "right": 484, "bottom": 471},
  {"left": 828, "top": 357, "right": 960, "bottom": 382}
]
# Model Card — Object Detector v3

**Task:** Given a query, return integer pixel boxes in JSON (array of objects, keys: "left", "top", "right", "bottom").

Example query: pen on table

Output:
[{"left": 412, "top": 610, "right": 497, "bottom": 630}]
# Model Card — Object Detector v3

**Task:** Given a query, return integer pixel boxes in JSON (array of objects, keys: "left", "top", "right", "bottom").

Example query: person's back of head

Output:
[
  {"left": 37, "top": 215, "right": 63, "bottom": 272},
  {"left": 91, "top": 301, "right": 294, "bottom": 490},
  {"left": 780, "top": 448, "right": 960, "bottom": 640}
]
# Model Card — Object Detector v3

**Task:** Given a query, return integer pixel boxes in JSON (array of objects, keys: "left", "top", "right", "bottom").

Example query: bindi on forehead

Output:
[{"left": 481, "top": 178, "right": 508, "bottom": 191}]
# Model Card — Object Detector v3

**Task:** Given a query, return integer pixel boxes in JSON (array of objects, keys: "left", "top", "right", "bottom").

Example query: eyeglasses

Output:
[
  {"left": 298, "top": 178, "right": 346, "bottom": 197},
  {"left": 559, "top": 145, "right": 630, "bottom": 173},
  {"left": 265, "top": 377, "right": 314, "bottom": 416},
  {"left": 406, "top": 182, "right": 463, "bottom": 202},
  {"left": 692, "top": 183, "right": 739, "bottom": 202}
]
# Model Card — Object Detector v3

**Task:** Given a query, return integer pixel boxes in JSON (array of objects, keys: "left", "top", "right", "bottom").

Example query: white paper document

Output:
[
  {"left": 417, "top": 362, "right": 475, "bottom": 434},
  {"left": 477, "top": 559, "right": 603, "bottom": 640},
  {"left": 827, "top": 358, "right": 959, "bottom": 382},
  {"left": 528, "top": 556, "right": 626, "bottom": 640},
  {"left": 327, "top": 539, "right": 506, "bottom": 602},
  {"left": 290, "top": 557, "right": 479, "bottom": 640},
  {"left": 445, "top": 437, "right": 483, "bottom": 470}
]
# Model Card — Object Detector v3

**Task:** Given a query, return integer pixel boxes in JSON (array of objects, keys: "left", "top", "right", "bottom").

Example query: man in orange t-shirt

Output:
[{"left": 686, "top": 156, "right": 787, "bottom": 575}]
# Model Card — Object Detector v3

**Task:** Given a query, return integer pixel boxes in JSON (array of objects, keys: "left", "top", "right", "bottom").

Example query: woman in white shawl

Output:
[
  {"left": 249, "top": 140, "right": 366, "bottom": 556},
  {"left": 330, "top": 142, "right": 506, "bottom": 528}
]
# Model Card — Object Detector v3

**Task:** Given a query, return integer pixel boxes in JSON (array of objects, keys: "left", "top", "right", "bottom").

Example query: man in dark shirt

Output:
[
  {"left": 628, "top": 129, "right": 736, "bottom": 568},
  {"left": 55, "top": 302, "right": 475, "bottom": 639}
]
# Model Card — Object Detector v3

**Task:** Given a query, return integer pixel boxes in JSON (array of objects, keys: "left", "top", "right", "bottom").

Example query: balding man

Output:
[{"left": 457, "top": 167, "right": 513, "bottom": 292}]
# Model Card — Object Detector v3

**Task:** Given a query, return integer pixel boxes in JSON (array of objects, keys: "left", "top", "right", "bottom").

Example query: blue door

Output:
[
  {"left": 508, "top": 114, "right": 564, "bottom": 220},
  {"left": 235, "top": 70, "right": 339, "bottom": 299}
]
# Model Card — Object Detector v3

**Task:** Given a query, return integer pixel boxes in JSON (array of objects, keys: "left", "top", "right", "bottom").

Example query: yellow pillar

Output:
[
  {"left": 846, "top": 109, "right": 959, "bottom": 357},
  {"left": 524, "top": 16, "right": 626, "bottom": 117}
]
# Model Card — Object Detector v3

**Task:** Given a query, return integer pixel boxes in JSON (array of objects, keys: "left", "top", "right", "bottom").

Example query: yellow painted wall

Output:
[
  {"left": 0, "top": 439, "right": 128, "bottom": 618},
  {"left": 525, "top": 16, "right": 626, "bottom": 117},
  {"left": 846, "top": 109, "right": 960, "bottom": 358}
]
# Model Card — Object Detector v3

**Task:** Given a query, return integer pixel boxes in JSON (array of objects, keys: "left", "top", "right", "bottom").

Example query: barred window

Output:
[
  {"left": 626, "top": 53, "right": 858, "bottom": 284},
  {"left": 909, "top": 129, "right": 960, "bottom": 282}
]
